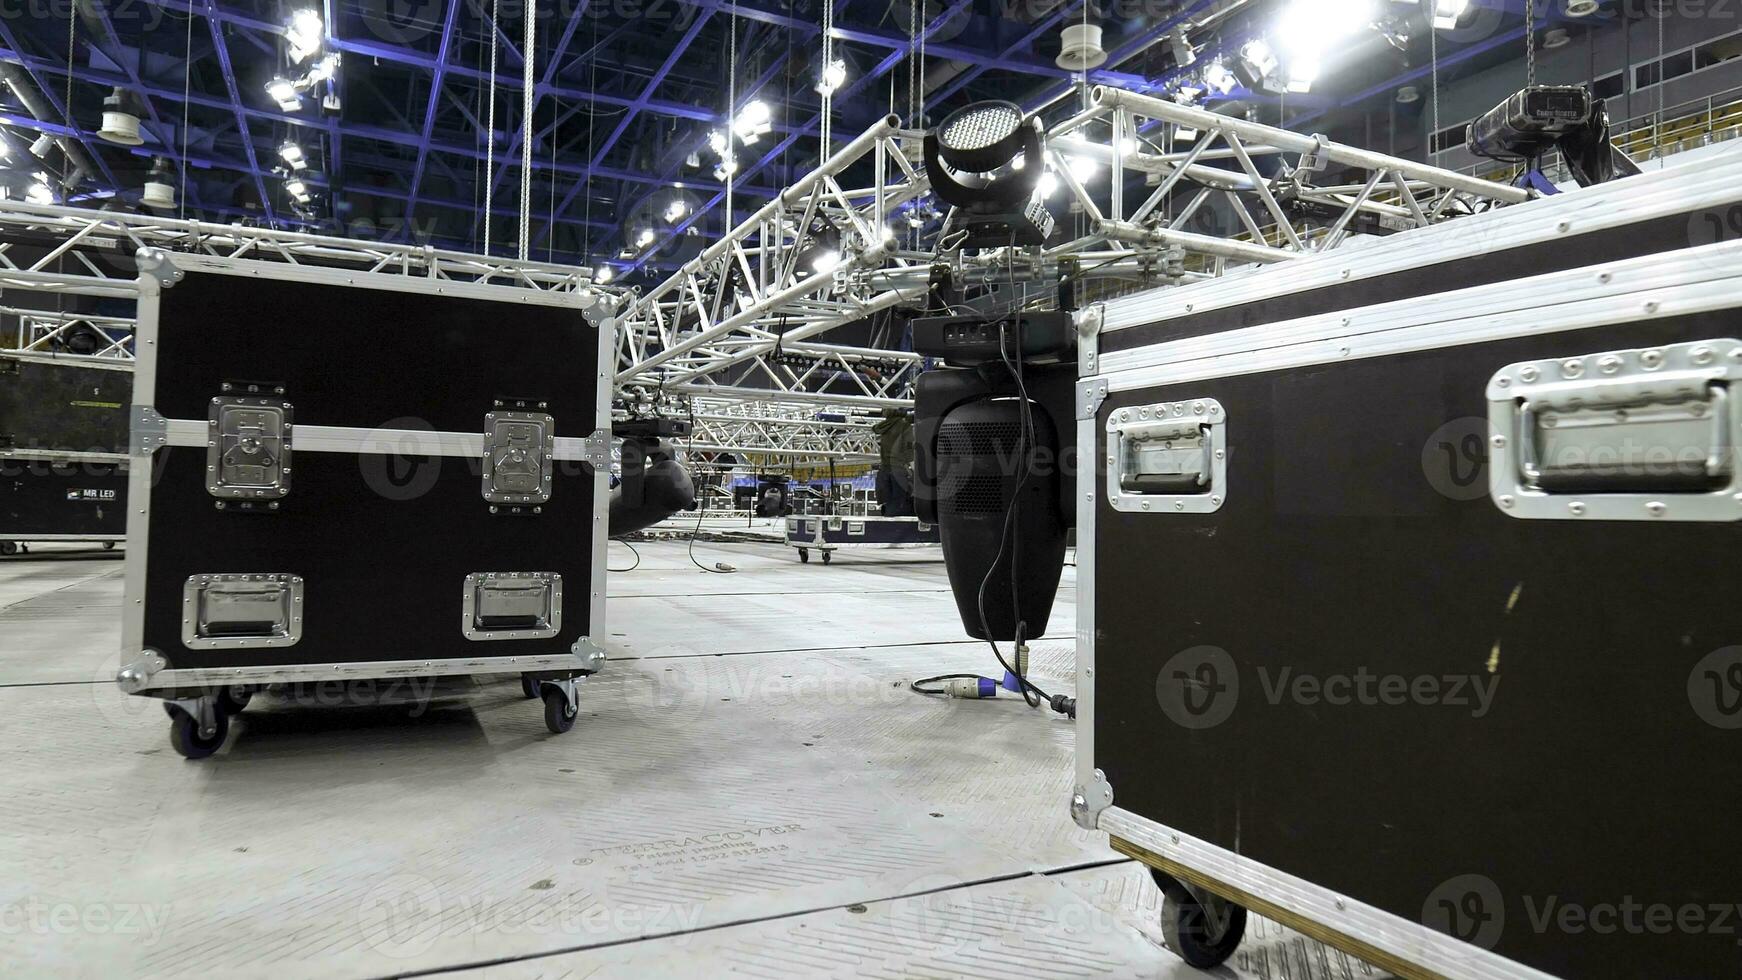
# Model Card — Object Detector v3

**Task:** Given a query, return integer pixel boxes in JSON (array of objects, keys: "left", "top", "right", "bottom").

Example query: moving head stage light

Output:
[
  {"left": 1467, "top": 85, "right": 1642, "bottom": 189},
  {"left": 924, "top": 101, "right": 1056, "bottom": 249},
  {"left": 912, "top": 306, "right": 1077, "bottom": 644}
]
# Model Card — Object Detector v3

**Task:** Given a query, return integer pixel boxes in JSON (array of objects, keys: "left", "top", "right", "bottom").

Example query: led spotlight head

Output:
[{"left": 936, "top": 100, "right": 1026, "bottom": 174}]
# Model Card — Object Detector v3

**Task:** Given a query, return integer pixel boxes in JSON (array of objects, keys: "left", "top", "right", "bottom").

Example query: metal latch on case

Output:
[
  {"left": 481, "top": 409, "right": 555, "bottom": 511},
  {"left": 207, "top": 393, "right": 292, "bottom": 503}
]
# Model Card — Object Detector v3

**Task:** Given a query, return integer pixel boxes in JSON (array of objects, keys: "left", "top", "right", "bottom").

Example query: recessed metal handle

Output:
[
  {"left": 182, "top": 574, "right": 304, "bottom": 649},
  {"left": 1488, "top": 339, "right": 1742, "bottom": 522},
  {"left": 1106, "top": 399, "right": 1226, "bottom": 514},
  {"left": 463, "top": 572, "right": 562, "bottom": 640}
]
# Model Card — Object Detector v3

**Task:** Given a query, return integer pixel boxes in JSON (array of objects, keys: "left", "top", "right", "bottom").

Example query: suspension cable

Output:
[
  {"left": 484, "top": 0, "right": 501, "bottom": 253},
  {"left": 519, "top": 0, "right": 537, "bottom": 260}
]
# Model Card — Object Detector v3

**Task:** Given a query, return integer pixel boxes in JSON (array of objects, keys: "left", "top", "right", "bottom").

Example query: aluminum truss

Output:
[{"left": 613, "top": 84, "right": 1529, "bottom": 408}]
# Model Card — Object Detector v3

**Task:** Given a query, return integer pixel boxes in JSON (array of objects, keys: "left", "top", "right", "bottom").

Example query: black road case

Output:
[
  {"left": 0, "top": 354, "right": 132, "bottom": 552},
  {"left": 783, "top": 513, "right": 941, "bottom": 563},
  {"left": 115, "top": 251, "right": 614, "bottom": 758},
  {"left": 1073, "top": 156, "right": 1742, "bottom": 979}
]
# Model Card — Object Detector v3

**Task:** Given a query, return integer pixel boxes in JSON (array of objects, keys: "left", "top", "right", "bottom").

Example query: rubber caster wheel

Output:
[
  {"left": 216, "top": 686, "right": 253, "bottom": 715},
  {"left": 821, "top": 551, "right": 832, "bottom": 565},
  {"left": 521, "top": 676, "right": 540, "bottom": 700},
  {"left": 168, "top": 708, "right": 230, "bottom": 760},
  {"left": 542, "top": 687, "right": 577, "bottom": 734},
  {"left": 104, "top": 541, "right": 116, "bottom": 551},
  {"left": 798, "top": 549, "right": 809, "bottom": 563},
  {"left": 0, "top": 542, "right": 17, "bottom": 557},
  {"left": 1157, "top": 878, "right": 1246, "bottom": 968}
]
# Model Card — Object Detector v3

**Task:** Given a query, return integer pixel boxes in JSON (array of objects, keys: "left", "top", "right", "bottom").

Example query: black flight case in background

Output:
[
  {"left": 115, "top": 250, "right": 614, "bottom": 758},
  {"left": 0, "top": 353, "right": 131, "bottom": 554},
  {"left": 1073, "top": 153, "right": 1742, "bottom": 979}
]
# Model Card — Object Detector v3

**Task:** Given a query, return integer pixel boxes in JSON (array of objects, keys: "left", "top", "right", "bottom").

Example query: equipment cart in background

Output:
[
  {"left": 0, "top": 354, "right": 131, "bottom": 554},
  {"left": 1074, "top": 154, "right": 1742, "bottom": 978},
  {"left": 116, "top": 251, "right": 615, "bottom": 758},
  {"left": 784, "top": 514, "right": 940, "bottom": 564}
]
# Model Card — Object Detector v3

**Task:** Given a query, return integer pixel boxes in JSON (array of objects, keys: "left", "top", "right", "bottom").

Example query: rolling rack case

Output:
[
  {"left": 0, "top": 353, "right": 130, "bottom": 553},
  {"left": 115, "top": 250, "right": 614, "bottom": 758},
  {"left": 1072, "top": 154, "right": 1742, "bottom": 979},
  {"left": 784, "top": 513, "right": 940, "bottom": 563}
]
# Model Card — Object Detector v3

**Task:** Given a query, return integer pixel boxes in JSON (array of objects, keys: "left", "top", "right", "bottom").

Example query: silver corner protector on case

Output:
[
  {"left": 1077, "top": 304, "right": 1104, "bottom": 376},
  {"left": 570, "top": 637, "right": 608, "bottom": 673},
  {"left": 1071, "top": 768, "right": 1114, "bottom": 830},
  {"left": 1077, "top": 378, "right": 1110, "bottom": 420},
  {"left": 135, "top": 247, "right": 184, "bottom": 288},
  {"left": 116, "top": 650, "right": 167, "bottom": 694},
  {"left": 130, "top": 405, "right": 168, "bottom": 457}
]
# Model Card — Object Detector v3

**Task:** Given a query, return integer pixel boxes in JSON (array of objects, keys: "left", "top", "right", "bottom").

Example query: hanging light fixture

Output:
[
  {"left": 266, "top": 77, "right": 301, "bottom": 112},
  {"left": 816, "top": 59, "right": 848, "bottom": 96},
  {"left": 732, "top": 100, "right": 773, "bottom": 144},
  {"left": 141, "top": 157, "right": 176, "bottom": 210},
  {"left": 279, "top": 140, "right": 307, "bottom": 169},
  {"left": 98, "top": 87, "right": 144, "bottom": 145},
  {"left": 287, "top": 9, "right": 323, "bottom": 63}
]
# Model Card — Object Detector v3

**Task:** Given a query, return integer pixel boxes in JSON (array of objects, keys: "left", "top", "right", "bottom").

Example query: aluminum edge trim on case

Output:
[
  {"left": 1070, "top": 404, "right": 1109, "bottom": 830},
  {"left": 575, "top": 299, "right": 616, "bottom": 675},
  {"left": 1098, "top": 807, "right": 1559, "bottom": 980},
  {"left": 152, "top": 251, "right": 599, "bottom": 311},
  {"left": 1098, "top": 150, "right": 1742, "bottom": 334},
  {"left": 1098, "top": 239, "right": 1742, "bottom": 393},
  {"left": 117, "top": 268, "right": 162, "bottom": 693}
]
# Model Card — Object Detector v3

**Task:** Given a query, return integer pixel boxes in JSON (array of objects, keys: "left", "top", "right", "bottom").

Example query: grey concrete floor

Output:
[{"left": 0, "top": 540, "right": 1370, "bottom": 980}]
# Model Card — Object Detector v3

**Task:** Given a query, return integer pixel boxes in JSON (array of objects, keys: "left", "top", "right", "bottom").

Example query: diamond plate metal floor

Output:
[{"left": 0, "top": 541, "right": 1383, "bottom": 980}]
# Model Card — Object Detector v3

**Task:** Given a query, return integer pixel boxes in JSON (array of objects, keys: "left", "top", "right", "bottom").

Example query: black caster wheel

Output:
[
  {"left": 1155, "top": 874, "right": 1246, "bottom": 969},
  {"left": 0, "top": 542, "right": 17, "bottom": 557},
  {"left": 216, "top": 686, "right": 253, "bottom": 715},
  {"left": 521, "top": 675, "right": 540, "bottom": 700},
  {"left": 168, "top": 707, "right": 230, "bottom": 760},
  {"left": 821, "top": 551, "right": 832, "bottom": 565},
  {"left": 798, "top": 548, "right": 809, "bottom": 563},
  {"left": 542, "top": 686, "right": 577, "bottom": 734},
  {"left": 104, "top": 541, "right": 116, "bottom": 551}
]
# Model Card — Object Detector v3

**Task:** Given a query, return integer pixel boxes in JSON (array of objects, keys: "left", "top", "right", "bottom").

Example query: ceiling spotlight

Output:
[
  {"left": 285, "top": 176, "right": 311, "bottom": 203},
  {"left": 816, "top": 59, "right": 848, "bottom": 96},
  {"left": 1543, "top": 27, "right": 1571, "bottom": 48},
  {"left": 809, "top": 249, "right": 842, "bottom": 275},
  {"left": 662, "top": 198, "right": 688, "bottom": 223},
  {"left": 732, "top": 100, "right": 772, "bottom": 144},
  {"left": 635, "top": 227, "right": 656, "bottom": 248},
  {"left": 1067, "top": 154, "right": 1098, "bottom": 183},
  {"left": 1203, "top": 60, "right": 1237, "bottom": 95},
  {"left": 1175, "top": 124, "right": 1201, "bottom": 143},
  {"left": 141, "top": 156, "right": 175, "bottom": 210},
  {"left": 595, "top": 265, "right": 614, "bottom": 284},
  {"left": 1168, "top": 32, "right": 1197, "bottom": 68},
  {"left": 1288, "top": 58, "right": 1321, "bottom": 93},
  {"left": 287, "top": 9, "right": 323, "bottom": 63},
  {"left": 25, "top": 180, "right": 54, "bottom": 205},
  {"left": 707, "top": 130, "right": 729, "bottom": 157},
  {"left": 713, "top": 157, "right": 738, "bottom": 182},
  {"left": 1238, "top": 38, "right": 1279, "bottom": 82},
  {"left": 267, "top": 77, "right": 301, "bottom": 111},
  {"left": 98, "top": 87, "right": 144, "bottom": 145},
  {"left": 28, "top": 133, "right": 54, "bottom": 160},
  {"left": 307, "top": 52, "right": 341, "bottom": 85},
  {"left": 1430, "top": 0, "right": 1469, "bottom": 29},
  {"left": 279, "top": 140, "right": 307, "bottom": 168},
  {"left": 1396, "top": 84, "right": 1421, "bottom": 103}
]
